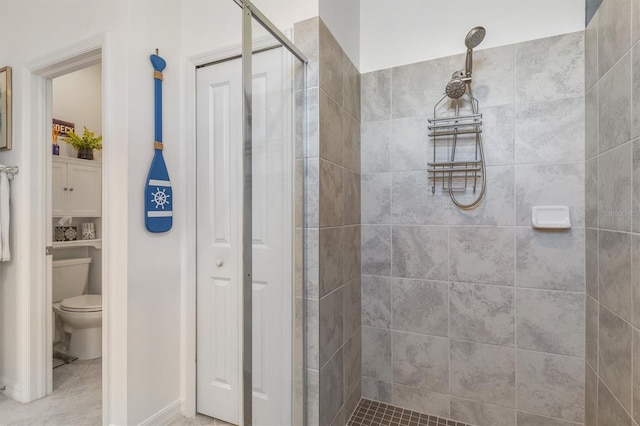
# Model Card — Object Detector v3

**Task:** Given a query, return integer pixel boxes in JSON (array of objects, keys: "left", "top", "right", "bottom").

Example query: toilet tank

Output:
[{"left": 52, "top": 258, "right": 92, "bottom": 303}]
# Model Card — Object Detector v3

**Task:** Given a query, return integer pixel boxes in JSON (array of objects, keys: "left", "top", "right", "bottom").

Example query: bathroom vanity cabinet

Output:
[{"left": 52, "top": 156, "right": 102, "bottom": 217}]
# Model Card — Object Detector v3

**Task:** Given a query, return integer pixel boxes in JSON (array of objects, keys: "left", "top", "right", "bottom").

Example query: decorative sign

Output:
[{"left": 52, "top": 118, "right": 75, "bottom": 137}]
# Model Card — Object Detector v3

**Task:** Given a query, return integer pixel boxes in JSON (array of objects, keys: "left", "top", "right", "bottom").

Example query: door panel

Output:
[
  {"left": 196, "top": 59, "right": 241, "bottom": 424},
  {"left": 51, "top": 161, "right": 67, "bottom": 217},
  {"left": 67, "top": 163, "right": 101, "bottom": 216},
  {"left": 196, "top": 47, "right": 292, "bottom": 425}
]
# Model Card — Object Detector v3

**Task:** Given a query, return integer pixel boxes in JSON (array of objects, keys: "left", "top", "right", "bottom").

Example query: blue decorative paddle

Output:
[{"left": 145, "top": 50, "right": 173, "bottom": 233}]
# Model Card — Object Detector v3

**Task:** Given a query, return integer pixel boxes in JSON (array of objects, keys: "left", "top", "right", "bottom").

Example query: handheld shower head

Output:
[
  {"left": 465, "top": 27, "right": 486, "bottom": 49},
  {"left": 464, "top": 26, "right": 486, "bottom": 77}
]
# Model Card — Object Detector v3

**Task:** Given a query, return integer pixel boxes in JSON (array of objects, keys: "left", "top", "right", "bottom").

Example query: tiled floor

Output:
[
  {"left": 347, "top": 399, "right": 473, "bottom": 426},
  {"left": 166, "top": 413, "right": 230, "bottom": 425},
  {"left": 0, "top": 358, "right": 102, "bottom": 425}
]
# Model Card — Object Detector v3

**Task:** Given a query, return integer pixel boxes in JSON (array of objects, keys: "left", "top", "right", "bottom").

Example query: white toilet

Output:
[{"left": 52, "top": 258, "right": 102, "bottom": 360}]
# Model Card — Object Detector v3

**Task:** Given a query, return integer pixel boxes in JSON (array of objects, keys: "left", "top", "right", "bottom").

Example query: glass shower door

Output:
[{"left": 238, "top": 1, "right": 307, "bottom": 424}]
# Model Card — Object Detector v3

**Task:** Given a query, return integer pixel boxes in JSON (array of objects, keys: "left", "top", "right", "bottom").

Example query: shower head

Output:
[
  {"left": 465, "top": 27, "right": 486, "bottom": 49},
  {"left": 464, "top": 26, "right": 486, "bottom": 77},
  {"left": 445, "top": 78, "right": 466, "bottom": 99}
]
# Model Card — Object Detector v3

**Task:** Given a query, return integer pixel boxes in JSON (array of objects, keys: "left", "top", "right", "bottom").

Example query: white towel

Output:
[{"left": 0, "top": 168, "right": 11, "bottom": 261}]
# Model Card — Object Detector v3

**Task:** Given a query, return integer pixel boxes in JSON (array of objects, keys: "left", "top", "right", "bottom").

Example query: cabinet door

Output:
[
  {"left": 67, "top": 163, "right": 102, "bottom": 217},
  {"left": 52, "top": 161, "right": 68, "bottom": 216}
]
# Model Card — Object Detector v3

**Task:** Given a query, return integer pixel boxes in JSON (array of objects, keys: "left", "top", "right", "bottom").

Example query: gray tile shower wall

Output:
[
  {"left": 295, "top": 17, "right": 362, "bottom": 426},
  {"left": 361, "top": 32, "right": 587, "bottom": 426},
  {"left": 584, "top": 0, "right": 640, "bottom": 424}
]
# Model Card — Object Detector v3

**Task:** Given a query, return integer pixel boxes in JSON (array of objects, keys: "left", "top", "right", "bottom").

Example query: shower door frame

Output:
[
  {"left": 236, "top": 2, "right": 309, "bottom": 423},
  {"left": 183, "top": 1, "right": 308, "bottom": 423}
]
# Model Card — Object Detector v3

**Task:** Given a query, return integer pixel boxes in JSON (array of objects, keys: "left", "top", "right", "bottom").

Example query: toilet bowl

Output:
[
  {"left": 52, "top": 258, "right": 102, "bottom": 360},
  {"left": 53, "top": 294, "right": 102, "bottom": 360}
]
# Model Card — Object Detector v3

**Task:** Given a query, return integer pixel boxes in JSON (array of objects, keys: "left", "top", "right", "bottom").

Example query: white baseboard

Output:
[
  {"left": 0, "top": 376, "right": 21, "bottom": 402},
  {"left": 138, "top": 399, "right": 182, "bottom": 426}
]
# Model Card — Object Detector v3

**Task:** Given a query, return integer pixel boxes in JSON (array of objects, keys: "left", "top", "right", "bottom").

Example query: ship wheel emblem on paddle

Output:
[{"left": 145, "top": 50, "right": 173, "bottom": 233}]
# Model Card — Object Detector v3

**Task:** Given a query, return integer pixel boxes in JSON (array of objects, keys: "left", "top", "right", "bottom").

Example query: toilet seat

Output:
[{"left": 60, "top": 294, "right": 102, "bottom": 313}]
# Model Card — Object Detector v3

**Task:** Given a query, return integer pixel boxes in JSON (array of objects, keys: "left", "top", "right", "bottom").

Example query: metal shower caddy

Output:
[{"left": 428, "top": 27, "right": 487, "bottom": 209}]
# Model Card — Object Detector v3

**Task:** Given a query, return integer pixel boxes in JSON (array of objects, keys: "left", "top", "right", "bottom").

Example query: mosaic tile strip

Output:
[{"left": 347, "top": 398, "right": 473, "bottom": 426}]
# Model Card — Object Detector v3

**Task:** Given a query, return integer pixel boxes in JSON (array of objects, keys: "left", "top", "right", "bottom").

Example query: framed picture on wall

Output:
[{"left": 0, "top": 66, "right": 12, "bottom": 151}]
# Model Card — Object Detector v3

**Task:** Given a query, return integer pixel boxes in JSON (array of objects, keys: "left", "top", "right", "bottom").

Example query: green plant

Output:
[{"left": 63, "top": 126, "right": 102, "bottom": 151}]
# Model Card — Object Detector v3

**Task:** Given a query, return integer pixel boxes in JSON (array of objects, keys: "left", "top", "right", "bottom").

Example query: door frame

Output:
[
  {"left": 23, "top": 33, "right": 127, "bottom": 424},
  {"left": 181, "top": 33, "right": 285, "bottom": 421}
]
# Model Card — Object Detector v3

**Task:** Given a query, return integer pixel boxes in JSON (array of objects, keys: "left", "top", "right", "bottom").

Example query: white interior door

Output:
[{"left": 196, "top": 47, "right": 293, "bottom": 425}]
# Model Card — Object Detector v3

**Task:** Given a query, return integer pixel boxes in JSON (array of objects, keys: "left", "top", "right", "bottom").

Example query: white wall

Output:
[
  {"left": 319, "top": 0, "right": 360, "bottom": 66},
  {"left": 52, "top": 64, "right": 102, "bottom": 159},
  {"left": 360, "top": 0, "right": 585, "bottom": 72},
  {"left": 0, "top": 0, "right": 183, "bottom": 424}
]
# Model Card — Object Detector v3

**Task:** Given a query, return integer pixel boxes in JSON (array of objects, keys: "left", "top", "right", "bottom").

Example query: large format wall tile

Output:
[
  {"left": 598, "top": 230, "right": 632, "bottom": 322},
  {"left": 449, "top": 282, "right": 515, "bottom": 346},
  {"left": 361, "top": 120, "right": 391, "bottom": 173},
  {"left": 362, "top": 275, "right": 392, "bottom": 329},
  {"left": 450, "top": 341, "right": 516, "bottom": 408},
  {"left": 598, "top": 142, "right": 632, "bottom": 231},
  {"left": 449, "top": 226, "right": 514, "bottom": 286},
  {"left": 634, "top": 235, "right": 640, "bottom": 328},
  {"left": 516, "top": 289, "right": 585, "bottom": 357},
  {"left": 392, "top": 226, "right": 448, "bottom": 281},
  {"left": 319, "top": 227, "right": 343, "bottom": 297},
  {"left": 471, "top": 45, "right": 515, "bottom": 108},
  {"left": 361, "top": 225, "right": 391, "bottom": 276},
  {"left": 515, "top": 228, "right": 585, "bottom": 292},
  {"left": 392, "top": 171, "right": 449, "bottom": 225},
  {"left": 598, "top": 378, "right": 632, "bottom": 425},
  {"left": 585, "top": 157, "right": 598, "bottom": 228},
  {"left": 515, "top": 97, "right": 585, "bottom": 164},
  {"left": 362, "top": 326, "right": 392, "bottom": 382},
  {"left": 598, "top": 306, "right": 632, "bottom": 412},
  {"left": 449, "top": 397, "right": 514, "bottom": 426},
  {"left": 515, "top": 32, "right": 584, "bottom": 103},
  {"left": 362, "top": 377, "right": 392, "bottom": 403},
  {"left": 318, "top": 19, "right": 344, "bottom": 106},
  {"left": 634, "top": 44, "right": 640, "bottom": 138},
  {"left": 319, "top": 348, "right": 344, "bottom": 426},
  {"left": 585, "top": 12, "right": 598, "bottom": 91},
  {"left": 586, "top": 295, "right": 599, "bottom": 370},
  {"left": 597, "top": 0, "right": 631, "bottom": 79},
  {"left": 361, "top": 70, "right": 391, "bottom": 123},
  {"left": 392, "top": 331, "right": 449, "bottom": 393},
  {"left": 344, "top": 327, "right": 361, "bottom": 397},
  {"left": 319, "top": 90, "right": 344, "bottom": 165},
  {"left": 392, "top": 279, "right": 449, "bottom": 337},
  {"left": 585, "top": 363, "right": 597, "bottom": 426},
  {"left": 634, "top": 139, "right": 640, "bottom": 233},
  {"left": 319, "top": 159, "right": 344, "bottom": 227},
  {"left": 343, "top": 276, "right": 361, "bottom": 342},
  {"left": 319, "top": 286, "right": 344, "bottom": 368},
  {"left": 516, "top": 350, "right": 584, "bottom": 423},
  {"left": 585, "top": 86, "right": 598, "bottom": 160},
  {"left": 392, "top": 384, "right": 450, "bottom": 418},
  {"left": 448, "top": 166, "right": 515, "bottom": 226},
  {"left": 343, "top": 56, "right": 360, "bottom": 121},
  {"left": 480, "top": 104, "right": 515, "bottom": 166},
  {"left": 598, "top": 53, "right": 632, "bottom": 153},
  {"left": 585, "top": 228, "right": 598, "bottom": 300},
  {"left": 634, "top": 328, "right": 640, "bottom": 423},
  {"left": 361, "top": 173, "right": 391, "bottom": 224},
  {"left": 343, "top": 170, "right": 360, "bottom": 225},
  {"left": 515, "top": 162, "right": 585, "bottom": 226},
  {"left": 343, "top": 110, "right": 360, "bottom": 173},
  {"left": 391, "top": 117, "right": 429, "bottom": 172},
  {"left": 391, "top": 55, "right": 460, "bottom": 119},
  {"left": 343, "top": 226, "right": 361, "bottom": 283},
  {"left": 516, "top": 412, "right": 582, "bottom": 426}
]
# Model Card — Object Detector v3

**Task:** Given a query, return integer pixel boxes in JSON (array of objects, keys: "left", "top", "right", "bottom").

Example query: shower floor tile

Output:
[{"left": 347, "top": 398, "right": 473, "bottom": 426}]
